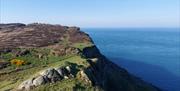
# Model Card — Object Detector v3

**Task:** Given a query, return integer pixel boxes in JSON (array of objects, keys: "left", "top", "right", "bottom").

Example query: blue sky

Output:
[{"left": 0, "top": 0, "right": 179, "bottom": 28}]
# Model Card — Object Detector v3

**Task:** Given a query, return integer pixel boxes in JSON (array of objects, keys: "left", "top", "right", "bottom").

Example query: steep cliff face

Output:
[
  {"left": 81, "top": 46, "right": 161, "bottom": 91},
  {"left": 0, "top": 23, "right": 160, "bottom": 91}
]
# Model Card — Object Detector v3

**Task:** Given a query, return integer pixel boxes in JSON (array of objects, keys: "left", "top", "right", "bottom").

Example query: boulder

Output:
[
  {"left": 55, "top": 67, "right": 64, "bottom": 77},
  {"left": 18, "top": 66, "right": 74, "bottom": 90},
  {"left": 18, "top": 79, "right": 34, "bottom": 90},
  {"left": 50, "top": 70, "right": 62, "bottom": 83},
  {"left": 39, "top": 68, "right": 54, "bottom": 76},
  {"left": 55, "top": 67, "right": 69, "bottom": 79},
  {"left": 33, "top": 76, "right": 46, "bottom": 86},
  {"left": 62, "top": 67, "right": 71, "bottom": 78},
  {"left": 65, "top": 66, "right": 74, "bottom": 78},
  {"left": 39, "top": 68, "right": 62, "bottom": 83},
  {"left": 64, "top": 76, "right": 69, "bottom": 79},
  {"left": 65, "top": 66, "right": 71, "bottom": 73}
]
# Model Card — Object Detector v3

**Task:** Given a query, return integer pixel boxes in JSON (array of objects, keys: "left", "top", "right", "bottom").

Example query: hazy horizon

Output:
[{"left": 0, "top": 0, "right": 180, "bottom": 28}]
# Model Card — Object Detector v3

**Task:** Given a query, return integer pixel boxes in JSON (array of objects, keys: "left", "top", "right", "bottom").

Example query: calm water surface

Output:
[{"left": 82, "top": 28, "right": 180, "bottom": 91}]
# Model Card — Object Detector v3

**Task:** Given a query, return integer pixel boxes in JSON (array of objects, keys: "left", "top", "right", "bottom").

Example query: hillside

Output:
[{"left": 0, "top": 23, "right": 161, "bottom": 91}]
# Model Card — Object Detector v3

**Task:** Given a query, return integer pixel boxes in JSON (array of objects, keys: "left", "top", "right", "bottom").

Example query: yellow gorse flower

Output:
[{"left": 10, "top": 59, "right": 25, "bottom": 67}]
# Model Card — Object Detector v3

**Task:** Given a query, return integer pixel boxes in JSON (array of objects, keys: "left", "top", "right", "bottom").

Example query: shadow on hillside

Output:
[{"left": 109, "top": 57, "right": 180, "bottom": 91}]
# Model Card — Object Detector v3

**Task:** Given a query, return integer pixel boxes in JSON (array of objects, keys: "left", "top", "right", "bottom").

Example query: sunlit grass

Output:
[{"left": 72, "top": 42, "right": 94, "bottom": 51}]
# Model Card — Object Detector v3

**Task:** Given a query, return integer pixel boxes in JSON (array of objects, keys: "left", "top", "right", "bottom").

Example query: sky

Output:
[{"left": 0, "top": 0, "right": 179, "bottom": 28}]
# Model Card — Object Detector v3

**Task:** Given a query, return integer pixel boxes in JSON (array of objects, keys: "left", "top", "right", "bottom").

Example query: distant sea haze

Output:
[{"left": 83, "top": 28, "right": 180, "bottom": 91}]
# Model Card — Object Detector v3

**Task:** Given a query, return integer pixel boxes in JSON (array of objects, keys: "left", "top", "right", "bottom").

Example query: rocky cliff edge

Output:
[{"left": 0, "top": 23, "right": 161, "bottom": 91}]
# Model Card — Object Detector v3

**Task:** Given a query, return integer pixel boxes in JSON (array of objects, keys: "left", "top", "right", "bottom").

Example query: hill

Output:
[{"left": 0, "top": 23, "right": 161, "bottom": 91}]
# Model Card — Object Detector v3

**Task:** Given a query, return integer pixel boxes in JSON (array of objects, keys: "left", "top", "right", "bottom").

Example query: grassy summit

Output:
[{"left": 0, "top": 23, "right": 160, "bottom": 91}]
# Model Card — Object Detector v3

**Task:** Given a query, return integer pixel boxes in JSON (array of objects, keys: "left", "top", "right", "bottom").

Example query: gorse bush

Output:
[{"left": 10, "top": 59, "right": 25, "bottom": 68}]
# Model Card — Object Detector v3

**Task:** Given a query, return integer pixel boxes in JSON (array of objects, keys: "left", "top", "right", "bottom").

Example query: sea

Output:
[{"left": 82, "top": 28, "right": 180, "bottom": 91}]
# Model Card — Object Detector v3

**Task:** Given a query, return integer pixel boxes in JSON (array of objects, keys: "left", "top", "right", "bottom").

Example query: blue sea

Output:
[{"left": 82, "top": 28, "right": 180, "bottom": 91}]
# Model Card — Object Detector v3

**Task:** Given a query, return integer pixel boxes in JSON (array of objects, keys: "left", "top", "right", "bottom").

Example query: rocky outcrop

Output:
[
  {"left": 82, "top": 45, "right": 101, "bottom": 58},
  {"left": 77, "top": 70, "right": 92, "bottom": 85},
  {"left": 81, "top": 46, "right": 161, "bottom": 91},
  {"left": 18, "top": 79, "right": 34, "bottom": 91},
  {"left": 17, "top": 66, "right": 75, "bottom": 91},
  {"left": 33, "top": 76, "right": 46, "bottom": 86}
]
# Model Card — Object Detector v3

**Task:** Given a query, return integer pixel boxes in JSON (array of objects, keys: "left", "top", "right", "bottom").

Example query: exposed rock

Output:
[
  {"left": 55, "top": 66, "right": 71, "bottom": 79},
  {"left": 39, "top": 68, "right": 54, "bottom": 77},
  {"left": 55, "top": 67, "right": 64, "bottom": 77},
  {"left": 33, "top": 76, "right": 46, "bottom": 86},
  {"left": 1, "top": 23, "right": 161, "bottom": 91},
  {"left": 17, "top": 66, "right": 74, "bottom": 90},
  {"left": 77, "top": 70, "right": 92, "bottom": 85},
  {"left": 90, "top": 58, "right": 98, "bottom": 63},
  {"left": 37, "top": 53, "right": 43, "bottom": 59},
  {"left": 65, "top": 66, "right": 74, "bottom": 78},
  {"left": 82, "top": 47, "right": 161, "bottom": 91},
  {"left": 62, "top": 67, "right": 71, "bottom": 77},
  {"left": 82, "top": 45, "right": 101, "bottom": 58},
  {"left": 65, "top": 66, "right": 71, "bottom": 73},
  {"left": 39, "top": 68, "right": 62, "bottom": 82},
  {"left": 50, "top": 70, "right": 62, "bottom": 83},
  {"left": 64, "top": 76, "right": 69, "bottom": 79},
  {"left": 18, "top": 79, "right": 34, "bottom": 90}
]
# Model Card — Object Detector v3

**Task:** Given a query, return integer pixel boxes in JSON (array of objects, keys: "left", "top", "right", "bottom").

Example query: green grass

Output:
[
  {"left": 72, "top": 43, "right": 94, "bottom": 51},
  {"left": 0, "top": 52, "right": 14, "bottom": 61},
  {"left": 0, "top": 48, "right": 60, "bottom": 89},
  {"left": 0, "top": 55, "right": 91, "bottom": 91},
  {"left": 32, "top": 78, "right": 97, "bottom": 91},
  {"left": 49, "top": 56, "right": 90, "bottom": 68},
  {"left": 0, "top": 47, "right": 92, "bottom": 91},
  {"left": 0, "top": 42, "right": 102, "bottom": 91}
]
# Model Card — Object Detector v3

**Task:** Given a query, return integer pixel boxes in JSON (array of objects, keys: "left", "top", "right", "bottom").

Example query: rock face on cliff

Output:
[
  {"left": 0, "top": 23, "right": 160, "bottom": 91},
  {"left": 17, "top": 66, "right": 73, "bottom": 90}
]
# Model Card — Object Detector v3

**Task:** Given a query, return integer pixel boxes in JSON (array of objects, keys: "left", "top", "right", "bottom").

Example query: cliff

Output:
[{"left": 0, "top": 23, "right": 161, "bottom": 91}]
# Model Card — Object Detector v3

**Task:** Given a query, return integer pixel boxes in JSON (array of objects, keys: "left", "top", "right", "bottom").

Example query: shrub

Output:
[{"left": 10, "top": 59, "right": 25, "bottom": 68}]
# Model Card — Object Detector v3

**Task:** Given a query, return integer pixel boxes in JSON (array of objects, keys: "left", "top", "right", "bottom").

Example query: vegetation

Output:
[
  {"left": 0, "top": 23, "right": 160, "bottom": 91},
  {"left": 32, "top": 78, "right": 99, "bottom": 91},
  {"left": 72, "top": 42, "right": 94, "bottom": 51},
  {"left": 0, "top": 47, "right": 91, "bottom": 91},
  {"left": 10, "top": 59, "right": 25, "bottom": 68}
]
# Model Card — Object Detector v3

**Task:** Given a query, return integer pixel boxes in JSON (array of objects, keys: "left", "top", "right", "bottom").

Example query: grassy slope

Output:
[{"left": 0, "top": 43, "right": 95, "bottom": 91}]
